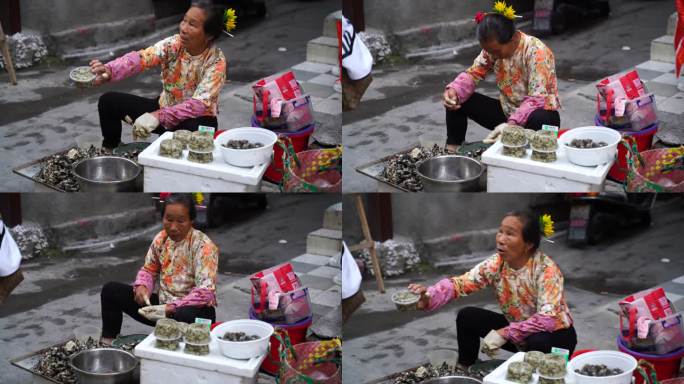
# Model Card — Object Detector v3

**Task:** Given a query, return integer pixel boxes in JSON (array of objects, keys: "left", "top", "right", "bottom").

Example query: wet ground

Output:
[
  {"left": 342, "top": 196, "right": 684, "bottom": 383},
  {"left": 0, "top": 194, "right": 340, "bottom": 383}
]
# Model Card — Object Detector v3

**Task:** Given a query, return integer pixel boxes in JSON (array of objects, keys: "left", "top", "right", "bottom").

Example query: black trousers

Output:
[
  {"left": 446, "top": 92, "right": 561, "bottom": 145},
  {"left": 98, "top": 92, "right": 219, "bottom": 149},
  {"left": 100, "top": 281, "right": 216, "bottom": 338},
  {"left": 456, "top": 306, "right": 577, "bottom": 366}
]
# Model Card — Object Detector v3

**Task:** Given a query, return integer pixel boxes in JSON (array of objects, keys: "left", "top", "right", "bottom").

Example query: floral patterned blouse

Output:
[
  {"left": 105, "top": 34, "right": 226, "bottom": 128},
  {"left": 134, "top": 228, "right": 219, "bottom": 310},
  {"left": 447, "top": 32, "right": 560, "bottom": 126},
  {"left": 426, "top": 250, "right": 573, "bottom": 343}
]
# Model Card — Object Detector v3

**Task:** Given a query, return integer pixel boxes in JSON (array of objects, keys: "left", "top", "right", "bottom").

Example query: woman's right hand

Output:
[
  {"left": 133, "top": 285, "right": 150, "bottom": 306},
  {"left": 408, "top": 283, "right": 431, "bottom": 310},
  {"left": 442, "top": 88, "right": 461, "bottom": 111},
  {"left": 89, "top": 59, "right": 111, "bottom": 86}
]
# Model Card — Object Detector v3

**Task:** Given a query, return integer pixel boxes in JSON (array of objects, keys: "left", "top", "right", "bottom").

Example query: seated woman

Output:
[
  {"left": 100, "top": 194, "right": 219, "bottom": 345},
  {"left": 408, "top": 211, "right": 576, "bottom": 366},
  {"left": 89, "top": 0, "right": 233, "bottom": 149},
  {"left": 442, "top": 1, "right": 561, "bottom": 153}
]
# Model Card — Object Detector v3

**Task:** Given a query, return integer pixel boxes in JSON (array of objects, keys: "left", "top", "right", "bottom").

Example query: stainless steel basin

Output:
[
  {"left": 69, "top": 348, "right": 138, "bottom": 384},
  {"left": 416, "top": 155, "right": 485, "bottom": 192},
  {"left": 73, "top": 156, "right": 142, "bottom": 192},
  {"left": 422, "top": 376, "right": 483, "bottom": 384}
]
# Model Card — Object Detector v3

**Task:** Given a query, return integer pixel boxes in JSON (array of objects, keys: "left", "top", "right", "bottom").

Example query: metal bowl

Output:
[
  {"left": 73, "top": 156, "right": 142, "bottom": 192},
  {"left": 422, "top": 376, "right": 483, "bottom": 384},
  {"left": 416, "top": 155, "right": 485, "bottom": 192},
  {"left": 69, "top": 348, "right": 138, "bottom": 384}
]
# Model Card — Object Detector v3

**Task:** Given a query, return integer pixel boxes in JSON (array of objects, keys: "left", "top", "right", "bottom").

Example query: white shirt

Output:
[
  {"left": 342, "top": 242, "right": 362, "bottom": 299},
  {"left": 0, "top": 220, "right": 22, "bottom": 277}
]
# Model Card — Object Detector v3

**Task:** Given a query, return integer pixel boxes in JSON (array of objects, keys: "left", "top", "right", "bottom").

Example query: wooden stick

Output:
[
  {"left": 355, "top": 194, "right": 385, "bottom": 293},
  {"left": 0, "top": 21, "right": 17, "bottom": 85}
]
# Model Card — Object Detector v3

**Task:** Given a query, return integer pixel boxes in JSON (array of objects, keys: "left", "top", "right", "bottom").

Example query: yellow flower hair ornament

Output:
[
  {"left": 475, "top": 1, "right": 522, "bottom": 24},
  {"left": 223, "top": 8, "right": 237, "bottom": 37},
  {"left": 539, "top": 214, "right": 555, "bottom": 238},
  {"left": 493, "top": 1, "right": 522, "bottom": 20}
]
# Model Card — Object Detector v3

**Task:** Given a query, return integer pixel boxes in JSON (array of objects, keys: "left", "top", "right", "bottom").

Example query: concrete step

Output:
[
  {"left": 306, "top": 228, "right": 342, "bottom": 257},
  {"left": 306, "top": 36, "right": 338, "bottom": 65},
  {"left": 323, "top": 202, "right": 342, "bottom": 231},
  {"left": 323, "top": 11, "right": 341, "bottom": 38},
  {"left": 651, "top": 35, "right": 674, "bottom": 64},
  {"left": 667, "top": 12, "right": 678, "bottom": 36}
]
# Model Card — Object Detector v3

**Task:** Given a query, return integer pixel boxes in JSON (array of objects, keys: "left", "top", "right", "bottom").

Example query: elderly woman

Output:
[
  {"left": 408, "top": 211, "right": 576, "bottom": 366},
  {"left": 100, "top": 194, "right": 219, "bottom": 345},
  {"left": 89, "top": 0, "right": 229, "bottom": 150},
  {"left": 442, "top": 2, "right": 560, "bottom": 153}
]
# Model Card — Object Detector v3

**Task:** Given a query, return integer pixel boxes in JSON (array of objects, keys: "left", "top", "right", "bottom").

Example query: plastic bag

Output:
[
  {"left": 624, "top": 93, "right": 658, "bottom": 132},
  {"left": 253, "top": 71, "right": 303, "bottom": 123},
  {"left": 251, "top": 263, "right": 302, "bottom": 314}
]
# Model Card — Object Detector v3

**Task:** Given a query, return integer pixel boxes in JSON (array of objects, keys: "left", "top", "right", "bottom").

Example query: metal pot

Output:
[
  {"left": 69, "top": 348, "right": 138, "bottom": 384},
  {"left": 73, "top": 156, "right": 142, "bottom": 192},
  {"left": 416, "top": 155, "right": 485, "bottom": 192},
  {"left": 422, "top": 376, "right": 483, "bottom": 384}
]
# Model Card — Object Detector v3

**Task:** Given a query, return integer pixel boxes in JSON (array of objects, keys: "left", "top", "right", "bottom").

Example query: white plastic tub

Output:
[
  {"left": 215, "top": 128, "right": 278, "bottom": 168},
  {"left": 568, "top": 350, "right": 637, "bottom": 384},
  {"left": 559, "top": 127, "right": 622, "bottom": 167},
  {"left": 211, "top": 319, "right": 274, "bottom": 360}
]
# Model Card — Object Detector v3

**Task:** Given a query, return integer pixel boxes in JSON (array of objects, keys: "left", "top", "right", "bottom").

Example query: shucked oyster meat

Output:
[
  {"left": 221, "top": 331, "right": 260, "bottom": 342},
  {"left": 223, "top": 139, "right": 264, "bottom": 150}
]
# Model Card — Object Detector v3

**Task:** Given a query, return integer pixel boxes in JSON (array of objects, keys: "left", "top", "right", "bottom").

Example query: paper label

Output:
[
  {"left": 198, "top": 125, "right": 215, "bottom": 137},
  {"left": 542, "top": 125, "right": 559, "bottom": 137}
]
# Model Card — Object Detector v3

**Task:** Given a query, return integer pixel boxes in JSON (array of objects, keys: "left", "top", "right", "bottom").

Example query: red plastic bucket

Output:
[
  {"left": 250, "top": 307, "right": 312, "bottom": 375},
  {"left": 593, "top": 115, "right": 658, "bottom": 182},
  {"left": 571, "top": 349, "right": 596, "bottom": 360},
  {"left": 251, "top": 115, "right": 316, "bottom": 183},
  {"left": 617, "top": 336, "right": 684, "bottom": 384}
]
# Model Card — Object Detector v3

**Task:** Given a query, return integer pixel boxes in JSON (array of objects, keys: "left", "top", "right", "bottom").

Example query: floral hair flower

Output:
[
  {"left": 539, "top": 214, "right": 555, "bottom": 238},
  {"left": 493, "top": 1, "right": 507, "bottom": 14},
  {"left": 475, "top": 1, "right": 521, "bottom": 24},
  {"left": 223, "top": 8, "right": 237, "bottom": 36},
  {"left": 493, "top": 1, "right": 521, "bottom": 20}
]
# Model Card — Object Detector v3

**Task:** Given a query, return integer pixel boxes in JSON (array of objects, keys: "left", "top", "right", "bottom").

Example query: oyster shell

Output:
[{"left": 35, "top": 146, "right": 140, "bottom": 192}]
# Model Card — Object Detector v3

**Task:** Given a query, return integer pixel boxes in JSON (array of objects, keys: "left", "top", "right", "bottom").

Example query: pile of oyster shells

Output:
[
  {"left": 32, "top": 338, "right": 100, "bottom": 384},
  {"left": 381, "top": 145, "right": 447, "bottom": 192},
  {"left": 35, "top": 146, "right": 140, "bottom": 192},
  {"left": 32, "top": 337, "right": 138, "bottom": 383}
]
